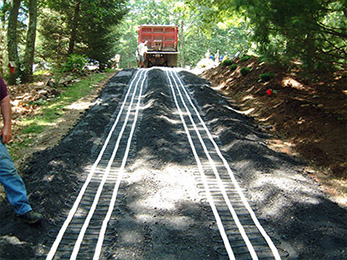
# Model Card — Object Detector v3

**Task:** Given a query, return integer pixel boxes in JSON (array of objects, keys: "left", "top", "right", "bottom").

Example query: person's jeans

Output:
[{"left": 0, "top": 140, "right": 32, "bottom": 215}]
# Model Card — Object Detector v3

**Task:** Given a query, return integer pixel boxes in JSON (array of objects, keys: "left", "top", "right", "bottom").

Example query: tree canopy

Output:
[
  {"left": 1, "top": 0, "right": 128, "bottom": 83},
  {"left": 40, "top": 0, "right": 128, "bottom": 69},
  {"left": 0, "top": 0, "right": 345, "bottom": 84},
  {"left": 114, "top": 0, "right": 250, "bottom": 68},
  {"left": 186, "top": 0, "right": 346, "bottom": 70}
]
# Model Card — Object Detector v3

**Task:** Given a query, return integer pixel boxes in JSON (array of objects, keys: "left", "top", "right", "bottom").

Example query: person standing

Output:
[
  {"left": 136, "top": 40, "right": 148, "bottom": 68},
  {"left": 0, "top": 75, "right": 43, "bottom": 224}
]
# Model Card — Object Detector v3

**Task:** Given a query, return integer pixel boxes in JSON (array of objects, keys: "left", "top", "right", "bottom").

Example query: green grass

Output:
[
  {"left": 240, "top": 67, "right": 252, "bottom": 76},
  {"left": 229, "top": 64, "right": 237, "bottom": 72},
  {"left": 240, "top": 55, "right": 253, "bottom": 62},
  {"left": 221, "top": 59, "right": 233, "bottom": 66},
  {"left": 258, "top": 72, "right": 275, "bottom": 82},
  {"left": 22, "top": 74, "right": 106, "bottom": 128},
  {"left": 8, "top": 72, "right": 111, "bottom": 162}
]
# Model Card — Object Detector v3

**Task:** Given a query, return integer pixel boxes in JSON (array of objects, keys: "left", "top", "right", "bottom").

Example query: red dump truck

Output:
[{"left": 138, "top": 25, "right": 178, "bottom": 67}]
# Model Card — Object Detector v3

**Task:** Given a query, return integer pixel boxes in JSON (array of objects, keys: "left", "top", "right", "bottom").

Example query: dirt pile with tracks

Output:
[{"left": 0, "top": 68, "right": 346, "bottom": 260}]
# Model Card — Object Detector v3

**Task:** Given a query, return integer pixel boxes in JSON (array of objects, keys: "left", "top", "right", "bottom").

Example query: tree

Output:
[
  {"left": 171, "top": 1, "right": 190, "bottom": 67},
  {"left": 115, "top": 0, "right": 248, "bottom": 68},
  {"left": 40, "top": 0, "right": 128, "bottom": 69},
  {"left": 114, "top": 17, "right": 138, "bottom": 68},
  {"left": 23, "top": 0, "right": 38, "bottom": 82},
  {"left": 115, "top": 0, "right": 174, "bottom": 68},
  {"left": 0, "top": 0, "right": 9, "bottom": 75},
  {"left": 68, "top": 0, "right": 80, "bottom": 55},
  {"left": 78, "top": 0, "right": 128, "bottom": 68},
  {"left": 186, "top": 0, "right": 347, "bottom": 71},
  {"left": 7, "top": 0, "right": 21, "bottom": 85},
  {"left": 37, "top": 6, "right": 70, "bottom": 65}
]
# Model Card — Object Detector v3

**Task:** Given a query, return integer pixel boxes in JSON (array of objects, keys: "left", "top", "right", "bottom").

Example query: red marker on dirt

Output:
[{"left": 266, "top": 89, "right": 272, "bottom": 96}]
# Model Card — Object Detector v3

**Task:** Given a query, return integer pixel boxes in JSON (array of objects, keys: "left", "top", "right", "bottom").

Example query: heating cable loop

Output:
[
  {"left": 46, "top": 69, "right": 148, "bottom": 260},
  {"left": 167, "top": 70, "right": 258, "bottom": 260},
  {"left": 165, "top": 69, "right": 281, "bottom": 260},
  {"left": 166, "top": 70, "right": 236, "bottom": 260}
]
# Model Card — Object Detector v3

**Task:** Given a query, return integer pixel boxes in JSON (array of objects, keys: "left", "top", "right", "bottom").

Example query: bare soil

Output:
[{"left": 200, "top": 58, "right": 347, "bottom": 206}]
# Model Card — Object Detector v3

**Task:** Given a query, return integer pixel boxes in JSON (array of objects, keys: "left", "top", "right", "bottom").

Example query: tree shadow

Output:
[{"left": 179, "top": 70, "right": 347, "bottom": 260}]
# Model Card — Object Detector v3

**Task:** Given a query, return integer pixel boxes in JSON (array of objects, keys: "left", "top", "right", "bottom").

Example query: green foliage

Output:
[
  {"left": 8, "top": 72, "right": 109, "bottom": 161},
  {"left": 21, "top": 74, "right": 106, "bottom": 132},
  {"left": 240, "top": 67, "right": 251, "bottom": 76},
  {"left": 188, "top": 0, "right": 346, "bottom": 71},
  {"left": 38, "top": 0, "right": 128, "bottom": 70},
  {"left": 229, "top": 64, "right": 237, "bottom": 72},
  {"left": 222, "top": 59, "right": 233, "bottom": 66},
  {"left": 240, "top": 55, "right": 253, "bottom": 62},
  {"left": 115, "top": 0, "right": 180, "bottom": 68},
  {"left": 63, "top": 54, "right": 87, "bottom": 72},
  {"left": 78, "top": 1, "right": 128, "bottom": 69},
  {"left": 258, "top": 72, "right": 275, "bottom": 82},
  {"left": 28, "top": 98, "right": 48, "bottom": 106},
  {"left": 115, "top": 0, "right": 252, "bottom": 68},
  {"left": 37, "top": 8, "right": 70, "bottom": 65},
  {"left": 184, "top": 20, "right": 252, "bottom": 67}
]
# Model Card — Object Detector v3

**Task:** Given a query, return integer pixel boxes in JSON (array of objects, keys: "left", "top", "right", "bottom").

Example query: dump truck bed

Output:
[{"left": 138, "top": 25, "right": 178, "bottom": 52}]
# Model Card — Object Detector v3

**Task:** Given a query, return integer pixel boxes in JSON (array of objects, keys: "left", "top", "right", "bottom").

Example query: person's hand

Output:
[
  {"left": 0, "top": 96, "right": 13, "bottom": 144},
  {"left": 1, "top": 125, "right": 12, "bottom": 144}
]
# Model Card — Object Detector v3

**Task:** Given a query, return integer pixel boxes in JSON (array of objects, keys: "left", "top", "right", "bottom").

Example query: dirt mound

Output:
[{"left": 200, "top": 58, "right": 347, "bottom": 203}]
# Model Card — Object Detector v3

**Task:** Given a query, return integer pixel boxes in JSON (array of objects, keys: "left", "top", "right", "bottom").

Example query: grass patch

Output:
[
  {"left": 229, "top": 64, "right": 237, "bottom": 72},
  {"left": 258, "top": 72, "right": 275, "bottom": 82},
  {"left": 240, "top": 67, "right": 252, "bottom": 76},
  {"left": 240, "top": 55, "right": 253, "bottom": 62},
  {"left": 8, "top": 72, "right": 111, "bottom": 162},
  {"left": 221, "top": 59, "right": 233, "bottom": 66}
]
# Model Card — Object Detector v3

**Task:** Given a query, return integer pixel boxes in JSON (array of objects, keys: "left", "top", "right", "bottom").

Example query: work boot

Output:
[{"left": 18, "top": 210, "right": 43, "bottom": 224}]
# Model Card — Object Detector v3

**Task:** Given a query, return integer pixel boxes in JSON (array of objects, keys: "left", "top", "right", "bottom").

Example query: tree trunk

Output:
[
  {"left": 0, "top": 0, "right": 7, "bottom": 75},
  {"left": 179, "top": 19, "right": 184, "bottom": 68},
  {"left": 23, "top": 0, "right": 38, "bottom": 83},
  {"left": 68, "top": 1, "right": 81, "bottom": 55},
  {"left": 7, "top": 0, "right": 21, "bottom": 85}
]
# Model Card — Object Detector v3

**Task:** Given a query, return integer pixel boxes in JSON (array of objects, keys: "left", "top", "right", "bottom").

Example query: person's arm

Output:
[
  {"left": 1, "top": 96, "right": 12, "bottom": 144},
  {"left": 144, "top": 46, "right": 147, "bottom": 58}
]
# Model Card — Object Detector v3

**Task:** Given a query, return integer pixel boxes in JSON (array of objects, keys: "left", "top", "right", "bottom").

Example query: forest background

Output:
[{"left": 0, "top": 0, "right": 345, "bottom": 84}]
